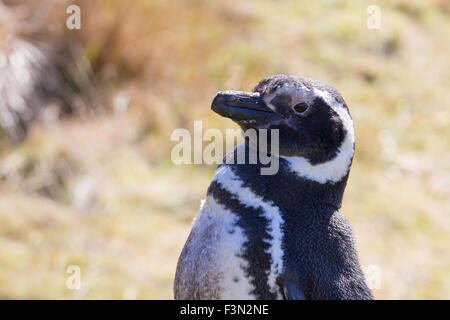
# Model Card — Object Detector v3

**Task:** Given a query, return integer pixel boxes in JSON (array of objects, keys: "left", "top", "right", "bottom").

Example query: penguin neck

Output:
[
  {"left": 279, "top": 158, "right": 350, "bottom": 212},
  {"left": 222, "top": 143, "right": 351, "bottom": 214},
  {"left": 277, "top": 154, "right": 353, "bottom": 212}
]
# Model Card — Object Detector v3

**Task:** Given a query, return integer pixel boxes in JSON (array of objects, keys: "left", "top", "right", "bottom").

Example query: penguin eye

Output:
[{"left": 293, "top": 102, "right": 309, "bottom": 115}]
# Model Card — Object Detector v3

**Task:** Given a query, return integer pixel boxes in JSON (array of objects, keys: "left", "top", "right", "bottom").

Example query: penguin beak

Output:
[{"left": 211, "top": 91, "right": 278, "bottom": 122}]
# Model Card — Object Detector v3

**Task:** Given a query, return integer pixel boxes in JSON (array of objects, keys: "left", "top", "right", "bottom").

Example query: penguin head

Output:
[{"left": 211, "top": 75, "right": 354, "bottom": 170}]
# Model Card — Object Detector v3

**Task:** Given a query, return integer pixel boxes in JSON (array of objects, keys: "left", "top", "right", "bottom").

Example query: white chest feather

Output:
[{"left": 177, "top": 166, "right": 285, "bottom": 299}]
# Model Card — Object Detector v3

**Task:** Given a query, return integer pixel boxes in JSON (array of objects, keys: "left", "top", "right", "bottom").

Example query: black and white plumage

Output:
[{"left": 174, "top": 75, "right": 373, "bottom": 300}]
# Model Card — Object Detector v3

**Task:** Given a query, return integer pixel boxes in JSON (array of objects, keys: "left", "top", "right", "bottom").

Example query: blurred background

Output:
[{"left": 0, "top": 0, "right": 449, "bottom": 299}]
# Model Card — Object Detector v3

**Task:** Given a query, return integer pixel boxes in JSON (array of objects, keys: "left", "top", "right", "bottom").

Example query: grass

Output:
[{"left": 0, "top": 0, "right": 449, "bottom": 299}]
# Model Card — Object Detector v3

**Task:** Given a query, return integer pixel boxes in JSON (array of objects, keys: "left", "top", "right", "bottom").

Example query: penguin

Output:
[{"left": 174, "top": 75, "right": 373, "bottom": 300}]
